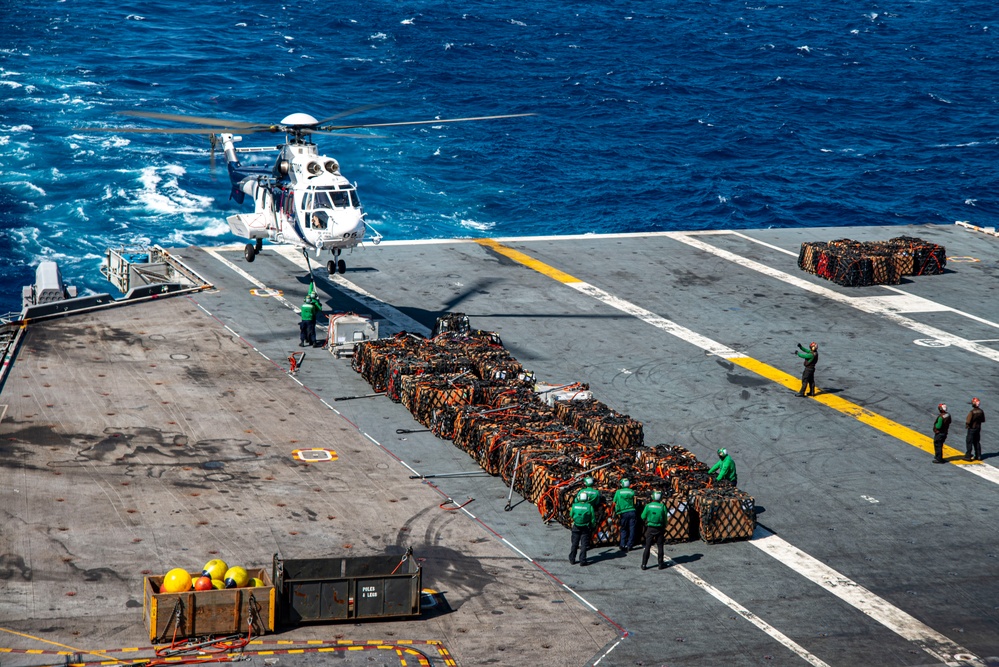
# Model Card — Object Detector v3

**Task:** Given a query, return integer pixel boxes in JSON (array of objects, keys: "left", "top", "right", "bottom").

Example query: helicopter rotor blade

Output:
[
  {"left": 117, "top": 110, "right": 269, "bottom": 130},
  {"left": 314, "top": 104, "right": 385, "bottom": 125},
  {"left": 305, "top": 130, "right": 385, "bottom": 139},
  {"left": 319, "top": 112, "right": 535, "bottom": 132},
  {"left": 74, "top": 126, "right": 255, "bottom": 135}
]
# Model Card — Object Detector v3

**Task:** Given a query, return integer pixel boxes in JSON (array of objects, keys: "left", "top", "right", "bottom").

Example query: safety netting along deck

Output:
[{"left": 351, "top": 313, "right": 756, "bottom": 546}]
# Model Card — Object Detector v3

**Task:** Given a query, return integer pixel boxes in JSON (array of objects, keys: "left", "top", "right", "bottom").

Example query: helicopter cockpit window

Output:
[
  {"left": 301, "top": 192, "right": 313, "bottom": 210},
  {"left": 348, "top": 189, "right": 360, "bottom": 207},
  {"left": 310, "top": 188, "right": 356, "bottom": 210}
]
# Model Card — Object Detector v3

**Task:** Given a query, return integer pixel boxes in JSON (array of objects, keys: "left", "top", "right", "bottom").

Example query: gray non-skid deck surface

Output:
[
  {"left": 2, "top": 223, "right": 998, "bottom": 666},
  {"left": 0, "top": 299, "right": 613, "bottom": 667}
]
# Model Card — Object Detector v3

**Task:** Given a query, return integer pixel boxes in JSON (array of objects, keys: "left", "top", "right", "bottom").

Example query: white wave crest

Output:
[
  {"left": 401, "top": 18, "right": 415, "bottom": 25},
  {"left": 136, "top": 165, "right": 213, "bottom": 215},
  {"left": 8, "top": 180, "right": 46, "bottom": 196},
  {"left": 797, "top": 45, "right": 811, "bottom": 53},
  {"left": 0, "top": 80, "right": 22, "bottom": 89},
  {"left": 10, "top": 124, "right": 32, "bottom": 132},
  {"left": 457, "top": 218, "right": 495, "bottom": 232},
  {"left": 370, "top": 32, "right": 388, "bottom": 40}
]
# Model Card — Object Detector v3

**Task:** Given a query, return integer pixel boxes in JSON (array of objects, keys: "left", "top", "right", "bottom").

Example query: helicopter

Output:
[{"left": 78, "top": 107, "right": 532, "bottom": 274}]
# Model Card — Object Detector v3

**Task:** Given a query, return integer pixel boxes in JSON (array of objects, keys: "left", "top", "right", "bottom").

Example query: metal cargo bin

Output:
[
  {"left": 143, "top": 568, "right": 276, "bottom": 642},
  {"left": 329, "top": 314, "right": 378, "bottom": 358},
  {"left": 273, "top": 552, "right": 421, "bottom": 625}
]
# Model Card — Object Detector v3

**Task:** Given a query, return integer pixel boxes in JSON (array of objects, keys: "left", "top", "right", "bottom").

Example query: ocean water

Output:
[{"left": 2, "top": 1, "right": 997, "bottom": 314}]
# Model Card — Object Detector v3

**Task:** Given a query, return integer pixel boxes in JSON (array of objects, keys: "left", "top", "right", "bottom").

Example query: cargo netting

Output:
[
  {"left": 798, "top": 236, "right": 946, "bottom": 287},
  {"left": 351, "top": 314, "right": 755, "bottom": 546},
  {"left": 692, "top": 487, "right": 757, "bottom": 543}
]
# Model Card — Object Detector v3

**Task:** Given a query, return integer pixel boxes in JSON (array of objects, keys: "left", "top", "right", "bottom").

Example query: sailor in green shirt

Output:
[
  {"left": 568, "top": 496, "right": 596, "bottom": 566},
  {"left": 612, "top": 478, "right": 637, "bottom": 552},
  {"left": 640, "top": 490, "right": 667, "bottom": 570},
  {"left": 298, "top": 284, "right": 322, "bottom": 347},
  {"left": 708, "top": 448, "right": 737, "bottom": 487},
  {"left": 794, "top": 341, "right": 819, "bottom": 397}
]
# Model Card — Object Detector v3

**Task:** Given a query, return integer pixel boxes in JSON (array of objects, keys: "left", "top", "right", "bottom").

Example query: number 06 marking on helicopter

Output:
[{"left": 77, "top": 108, "right": 533, "bottom": 276}]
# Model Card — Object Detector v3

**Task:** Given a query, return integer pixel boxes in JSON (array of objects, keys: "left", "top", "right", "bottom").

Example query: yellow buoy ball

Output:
[
  {"left": 201, "top": 559, "right": 228, "bottom": 580},
  {"left": 211, "top": 579, "right": 225, "bottom": 590},
  {"left": 161, "top": 568, "right": 193, "bottom": 594},
  {"left": 223, "top": 566, "right": 249, "bottom": 589},
  {"left": 249, "top": 577, "right": 264, "bottom": 588}
]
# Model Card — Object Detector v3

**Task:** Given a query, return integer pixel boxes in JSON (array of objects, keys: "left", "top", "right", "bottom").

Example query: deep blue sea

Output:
[{"left": 2, "top": 1, "right": 998, "bottom": 314}]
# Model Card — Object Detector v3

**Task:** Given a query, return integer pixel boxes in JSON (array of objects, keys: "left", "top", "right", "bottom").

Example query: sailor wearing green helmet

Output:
[
  {"left": 708, "top": 448, "right": 737, "bottom": 487},
  {"left": 568, "top": 493, "right": 595, "bottom": 566},
  {"left": 298, "top": 284, "right": 322, "bottom": 347},
  {"left": 612, "top": 478, "right": 637, "bottom": 552},
  {"left": 574, "top": 476, "right": 600, "bottom": 506},
  {"left": 640, "top": 490, "right": 667, "bottom": 570}
]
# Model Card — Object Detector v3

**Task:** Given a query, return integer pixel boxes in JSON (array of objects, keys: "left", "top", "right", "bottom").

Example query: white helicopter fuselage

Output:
[{"left": 221, "top": 132, "right": 379, "bottom": 260}]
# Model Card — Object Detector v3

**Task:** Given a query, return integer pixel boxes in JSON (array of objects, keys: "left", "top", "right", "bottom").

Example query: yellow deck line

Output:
[
  {"left": 476, "top": 238, "right": 581, "bottom": 284},
  {"left": 481, "top": 238, "right": 976, "bottom": 465}
]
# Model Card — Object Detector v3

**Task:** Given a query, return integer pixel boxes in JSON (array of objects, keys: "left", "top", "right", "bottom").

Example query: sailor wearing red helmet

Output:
[
  {"left": 964, "top": 398, "right": 985, "bottom": 461},
  {"left": 932, "top": 403, "right": 951, "bottom": 464}
]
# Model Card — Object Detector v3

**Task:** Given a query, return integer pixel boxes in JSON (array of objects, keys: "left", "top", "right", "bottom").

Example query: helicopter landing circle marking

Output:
[
  {"left": 250, "top": 288, "right": 284, "bottom": 298},
  {"left": 947, "top": 256, "right": 979, "bottom": 263},
  {"left": 292, "top": 448, "right": 337, "bottom": 462}
]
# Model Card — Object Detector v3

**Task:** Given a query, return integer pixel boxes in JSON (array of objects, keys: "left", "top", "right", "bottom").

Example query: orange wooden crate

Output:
[{"left": 143, "top": 568, "right": 275, "bottom": 642}]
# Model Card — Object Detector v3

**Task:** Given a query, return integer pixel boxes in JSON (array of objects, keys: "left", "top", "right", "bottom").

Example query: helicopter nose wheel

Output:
[
  {"left": 244, "top": 243, "right": 257, "bottom": 263},
  {"left": 337, "top": 259, "right": 346, "bottom": 274}
]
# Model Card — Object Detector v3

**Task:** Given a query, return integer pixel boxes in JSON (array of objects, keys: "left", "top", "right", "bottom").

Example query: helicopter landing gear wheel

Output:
[
  {"left": 326, "top": 260, "right": 336, "bottom": 275},
  {"left": 244, "top": 243, "right": 256, "bottom": 263},
  {"left": 254, "top": 238, "right": 263, "bottom": 253},
  {"left": 337, "top": 259, "right": 346, "bottom": 274}
]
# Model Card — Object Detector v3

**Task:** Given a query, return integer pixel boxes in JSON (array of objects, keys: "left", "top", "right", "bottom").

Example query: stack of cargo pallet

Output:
[
  {"left": 351, "top": 313, "right": 755, "bottom": 546},
  {"left": 797, "top": 236, "right": 946, "bottom": 287},
  {"left": 692, "top": 487, "right": 757, "bottom": 543}
]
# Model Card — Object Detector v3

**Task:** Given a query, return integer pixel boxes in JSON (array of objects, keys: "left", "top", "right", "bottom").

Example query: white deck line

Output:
[
  {"left": 731, "top": 231, "right": 999, "bottom": 333},
  {"left": 272, "top": 246, "right": 432, "bottom": 336},
  {"left": 751, "top": 527, "right": 981, "bottom": 666},
  {"left": 667, "top": 232, "right": 999, "bottom": 363},
  {"left": 203, "top": 248, "right": 299, "bottom": 313},
  {"left": 668, "top": 561, "right": 832, "bottom": 667}
]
